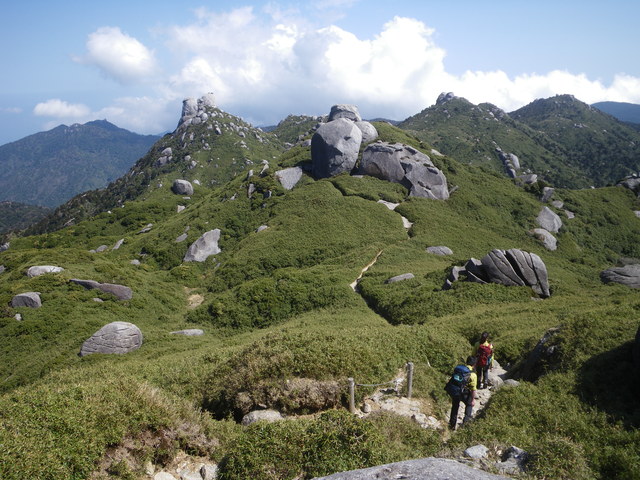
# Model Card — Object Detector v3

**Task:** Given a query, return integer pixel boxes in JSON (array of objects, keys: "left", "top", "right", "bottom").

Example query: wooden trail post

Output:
[
  {"left": 348, "top": 377, "right": 356, "bottom": 413},
  {"left": 406, "top": 362, "right": 414, "bottom": 399}
]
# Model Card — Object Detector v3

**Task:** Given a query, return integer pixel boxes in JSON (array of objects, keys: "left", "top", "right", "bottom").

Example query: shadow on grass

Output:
[{"left": 577, "top": 341, "right": 640, "bottom": 429}]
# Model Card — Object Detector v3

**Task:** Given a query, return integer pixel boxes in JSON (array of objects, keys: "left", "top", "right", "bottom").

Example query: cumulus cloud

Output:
[
  {"left": 76, "top": 26, "right": 157, "bottom": 84},
  {"left": 34, "top": 99, "right": 91, "bottom": 118},
  {"left": 70, "top": 7, "right": 640, "bottom": 134}
]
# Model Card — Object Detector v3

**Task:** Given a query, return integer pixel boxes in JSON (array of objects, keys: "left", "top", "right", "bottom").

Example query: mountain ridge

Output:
[{"left": 0, "top": 119, "right": 160, "bottom": 208}]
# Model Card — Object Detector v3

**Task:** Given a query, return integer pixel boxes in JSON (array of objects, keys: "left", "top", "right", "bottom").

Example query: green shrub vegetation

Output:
[{"left": 1, "top": 121, "right": 639, "bottom": 479}]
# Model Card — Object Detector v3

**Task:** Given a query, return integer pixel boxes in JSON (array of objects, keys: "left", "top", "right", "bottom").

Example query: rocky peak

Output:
[
  {"left": 178, "top": 93, "right": 217, "bottom": 129},
  {"left": 436, "top": 92, "right": 458, "bottom": 105}
]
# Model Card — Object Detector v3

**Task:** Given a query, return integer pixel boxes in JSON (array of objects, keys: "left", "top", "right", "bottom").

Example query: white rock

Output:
[{"left": 26, "top": 265, "right": 64, "bottom": 277}]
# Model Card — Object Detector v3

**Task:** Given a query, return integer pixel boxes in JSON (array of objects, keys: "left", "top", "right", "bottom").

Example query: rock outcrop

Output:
[
  {"left": 530, "top": 228, "right": 557, "bottom": 251},
  {"left": 328, "top": 104, "right": 361, "bottom": 122},
  {"left": 170, "top": 329, "right": 204, "bottom": 336},
  {"left": 171, "top": 179, "right": 194, "bottom": 196},
  {"left": 312, "top": 457, "right": 511, "bottom": 480},
  {"left": 70, "top": 279, "right": 133, "bottom": 300},
  {"left": 361, "top": 142, "right": 449, "bottom": 200},
  {"left": 79, "top": 321, "right": 143, "bottom": 357},
  {"left": 178, "top": 93, "right": 216, "bottom": 128},
  {"left": 311, "top": 118, "right": 362, "bottom": 178},
  {"left": 519, "top": 327, "right": 561, "bottom": 381},
  {"left": 183, "top": 229, "right": 221, "bottom": 262},
  {"left": 11, "top": 292, "right": 42, "bottom": 308},
  {"left": 355, "top": 121, "right": 378, "bottom": 143},
  {"left": 26, "top": 265, "right": 64, "bottom": 277},
  {"left": 536, "top": 206, "right": 562, "bottom": 233},
  {"left": 427, "top": 246, "right": 453, "bottom": 256},
  {"left": 385, "top": 273, "right": 415, "bottom": 284},
  {"left": 601, "top": 264, "right": 640, "bottom": 288},
  {"left": 275, "top": 167, "right": 303, "bottom": 190},
  {"left": 444, "top": 249, "right": 550, "bottom": 297}
]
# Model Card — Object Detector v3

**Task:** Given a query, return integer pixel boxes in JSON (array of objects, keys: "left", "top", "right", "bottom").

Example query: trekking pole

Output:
[
  {"left": 406, "top": 362, "right": 414, "bottom": 399},
  {"left": 348, "top": 377, "right": 356, "bottom": 413}
]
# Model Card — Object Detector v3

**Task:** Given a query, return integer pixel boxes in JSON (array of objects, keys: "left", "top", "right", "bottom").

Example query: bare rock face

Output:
[
  {"left": 328, "top": 104, "right": 362, "bottom": 122},
  {"left": 26, "top": 265, "right": 64, "bottom": 277},
  {"left": 183, "top": 229, "right": 221, "bottom": 262},
  {"left": 530, "top": 228, "right": 557, "bottom": 251},
  {"left": 601, "top": 264, "right": 640, "bottom": 288},
  {"left": 361, "top": 143, "right": 449, "bottom": 200},
  {"left": 171, "top": 179, "right": 194, "bottom": 196},
  {"left": 70, "top": 279, "right": 133, "bottom": 300},
  {"left": 11, "top": 292, "right": 42, "bottom": 308},
  {"left": 536, "top": 206, "right": 562, "bottom": 233},
  {"left": 275, "top": 167, "right": 303, "bottom": 190},
  {"left": 355, "top": 121, "right": 378, "bottom": 143},
  {"left": 313, "top": 457, "right": 512, "bottom": 480},
  {"left": 311, "top": 119, "right": 362, "bottom": 178},
  {"left": 444, "top": 249, "right": 550, "bottom": 297},
  {"left": 80, "top": 321, "right": 143, "bottom": 357}
]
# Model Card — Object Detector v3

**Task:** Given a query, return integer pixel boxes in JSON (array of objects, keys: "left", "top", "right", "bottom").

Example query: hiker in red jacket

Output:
[{"left": 474, "top": 332, "right": 494, "bottom": 389}]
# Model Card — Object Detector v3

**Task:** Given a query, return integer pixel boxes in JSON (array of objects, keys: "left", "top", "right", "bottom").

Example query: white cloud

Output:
[
  {"left": 34, "top": 99, "right": 91, "bottom": 118},
  {"left": 76, "top": 27, "right": 157, "bottom": 84},
  {"left": 69, "top": 8, "right": 640, "bottom": 136}
]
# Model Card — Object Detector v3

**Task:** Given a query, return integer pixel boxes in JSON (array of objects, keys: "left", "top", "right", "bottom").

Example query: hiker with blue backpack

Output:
[
  {"left": 445, "top": 355, "right": 478, "bottom": 430},
  {"left": 474, "top": 332, "right": 494, "bottom": 389}
]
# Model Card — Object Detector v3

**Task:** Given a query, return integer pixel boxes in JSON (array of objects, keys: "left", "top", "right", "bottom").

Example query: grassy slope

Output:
[{"left": 1, "top": 124, "right": 639, "bottom": 479}]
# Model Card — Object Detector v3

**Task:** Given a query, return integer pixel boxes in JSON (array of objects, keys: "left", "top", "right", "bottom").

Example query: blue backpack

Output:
[{"left": 444, "top": 365, "right": 471, "bottom": 399}]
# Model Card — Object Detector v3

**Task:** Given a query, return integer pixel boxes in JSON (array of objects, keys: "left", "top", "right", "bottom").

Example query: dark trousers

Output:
[
  {"left": 477, "top": 365, "right": 489, "bottom": 387},
  {"left": 449, "top": 394, "right": 473, "bottom": 429}
]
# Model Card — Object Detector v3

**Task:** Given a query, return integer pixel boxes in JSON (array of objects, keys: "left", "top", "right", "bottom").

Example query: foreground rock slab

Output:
[
  {"left": 312, "top": 457, "right": 511, "bottom": 480},
  {"left": 80, "top": 321, "right": 143, "bottom": 357}
]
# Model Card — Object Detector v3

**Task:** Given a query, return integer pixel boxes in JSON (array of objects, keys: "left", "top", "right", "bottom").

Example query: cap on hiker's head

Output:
[{"left": 467, "top": 355, "right": 477, "bottom": 365}]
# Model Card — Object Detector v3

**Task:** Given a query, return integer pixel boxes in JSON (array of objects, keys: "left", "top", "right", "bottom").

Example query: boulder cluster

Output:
[
  {"left": 310, "top": 105, "right": 449, "bottom": 200},
  {"left": 444, "top": 248, "right": 550, "bottom": 298}
]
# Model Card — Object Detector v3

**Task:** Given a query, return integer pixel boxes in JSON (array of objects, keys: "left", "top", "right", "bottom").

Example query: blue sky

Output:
[{"left": 1, "top": 0, "right": 639, "bottom": 145}]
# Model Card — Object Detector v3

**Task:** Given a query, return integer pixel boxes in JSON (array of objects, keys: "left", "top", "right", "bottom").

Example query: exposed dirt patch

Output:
[
  {"left": 184, "top": 287, "right": 204, "bottom": 309},
  {"left": 91, "top": 425, "right": 218, "bottom": 479}
]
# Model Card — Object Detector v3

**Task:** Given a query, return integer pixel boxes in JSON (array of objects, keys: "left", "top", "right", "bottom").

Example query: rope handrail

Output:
[
  {"left": 355, "top": 379, "right": 399, "bottom": 388},
  {"left": 347, "top": 362, "right": 414, "bottom": 413}
]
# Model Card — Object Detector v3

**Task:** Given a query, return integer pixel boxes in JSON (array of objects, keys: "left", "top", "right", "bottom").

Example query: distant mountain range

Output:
[
  {"left": 0, "top": 201, "right": 50, "bottom": 234},
  {"left": 592, "top": 101, "right": 640, "bottom": 126},
  {"left": 0, "top": 120, "right": 160, "bottom": 208}
]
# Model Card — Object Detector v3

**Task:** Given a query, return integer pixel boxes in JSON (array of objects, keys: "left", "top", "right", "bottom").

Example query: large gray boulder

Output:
[
  {"left": 275, "top": 167, "right": 303, "bottom": 190},
  {"left": 79, "top": 321, "right": 143, "bottom": 357},
  {"left": 311, "top": 119, "right": 362, "bottom": 178},
  {"left": 0, "top": 242, "right": 9, "bottom": 252},
  {"left": 445, "top": 249, "right": 550, "bottom": 297},
  {"left": 26, "top": 265, "right": 64, "bottom": 277},
  {"left": 312, "top": 457, "right": 511, "bottom": 480},
  {"left": 482, "top": 249, "right": 550, "bottom": 297},
  {"left": 328, "top": 104, "right": 361, "bottom": 122},
  {"left": 171, "top": 179, "right": 194, "bottom": 196},
  {"left": 184, "top": 229, "right": 221, "bottom": 262},
  {"left": 600, "top": 264, "right": 640, "bottom": 288},
  {"left": 536, "top": 206, "right": 562, "bottom": 233},
  {"left": 11, "top": 292, "right": 42, "bottom": 308},
  {"left": 361, "top": 143, "right": 449, "bottom": 200},
  {"left": 355, "top": 121, "right": 378, "bottom": 143},
  {"left": 70, "top": 279, "right": 133, "bottom": 300},
  {"left": 530, "top": 228, "right": 557, "bottom": 251}
]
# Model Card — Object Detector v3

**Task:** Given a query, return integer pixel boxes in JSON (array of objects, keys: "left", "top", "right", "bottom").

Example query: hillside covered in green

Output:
[
  {"left": 0, "top": 120, "right": 160, "bottom": 208},
  {"left": 1, "top": 97, "right": 639, "bottom": 480},
  {"left": 400, "top": 93, "right": 640, "bottom": 189}
]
